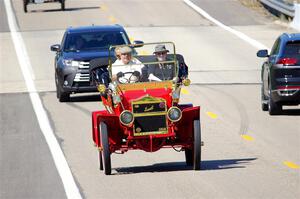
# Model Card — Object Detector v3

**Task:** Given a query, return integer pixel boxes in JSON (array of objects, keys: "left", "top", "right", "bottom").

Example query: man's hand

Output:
[{"left": 132, "top": 71, "right": 140, "bottom": 77}]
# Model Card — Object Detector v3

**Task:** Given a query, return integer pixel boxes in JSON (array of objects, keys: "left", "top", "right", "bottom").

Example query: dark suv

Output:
[
  {"left": 50, "top": 25, "right": 138, "bottom": 102},
  {"left": 257, "top": 33, "right": 300, "bottom": 115}
]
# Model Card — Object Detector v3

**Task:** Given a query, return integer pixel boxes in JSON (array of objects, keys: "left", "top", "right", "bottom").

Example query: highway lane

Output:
[{"left": 1, "top": 0, "right": 300, "bottom": 198}]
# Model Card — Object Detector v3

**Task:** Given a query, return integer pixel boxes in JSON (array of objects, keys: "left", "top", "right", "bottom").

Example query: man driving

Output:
[{"left": 112, "top": 46, "right": 143, "bottom": 83}]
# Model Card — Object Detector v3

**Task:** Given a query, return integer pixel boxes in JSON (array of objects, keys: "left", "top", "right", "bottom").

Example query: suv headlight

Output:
[
  {"left": 167, "top": 107, "right": 182, "bottom": 122},
  {"left": 120, "top": 110, "right": 134, "bottom": 126},
  {"left": 63, "top": 59, "right": 79, "bottom": 67}
]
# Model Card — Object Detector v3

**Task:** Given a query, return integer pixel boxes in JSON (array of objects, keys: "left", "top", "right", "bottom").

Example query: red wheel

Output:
[{"left": 99, "top": 122, "right": 111, "bottom": 175}]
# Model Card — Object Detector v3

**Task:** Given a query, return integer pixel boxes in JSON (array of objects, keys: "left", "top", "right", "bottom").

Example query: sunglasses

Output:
[{"left": 155, "top": 52, "right": 167, "bottom": 55}]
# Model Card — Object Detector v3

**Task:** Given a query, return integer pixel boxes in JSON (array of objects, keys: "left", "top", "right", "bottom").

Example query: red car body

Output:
[{"left": 91, "top": 42, "right": 202, "bottom": 175}]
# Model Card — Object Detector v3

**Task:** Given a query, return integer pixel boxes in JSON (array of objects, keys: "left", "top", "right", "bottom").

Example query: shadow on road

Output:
[
  {"left": 202, "top": 158, "right": 257, "bottom": 170},
  {"left": 69, "top": 94, "right": 102, "bottom": 103},
  {"left": 29, "top": 6, "right": 100, "bottom": 13},
  {"left": 281, "top": 108, "right": 300, "bottom": 116},
  {"left": 114, "top": 158, "right": 257, "bottom": 175}
]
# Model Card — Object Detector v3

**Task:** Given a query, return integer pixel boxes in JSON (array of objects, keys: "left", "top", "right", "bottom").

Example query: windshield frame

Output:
[{"left": 108, "top": 42, "right": 178, "bottom": 84}]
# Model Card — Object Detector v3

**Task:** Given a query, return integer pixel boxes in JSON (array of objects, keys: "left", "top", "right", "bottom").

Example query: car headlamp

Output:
[
  {"left": 63, "top": 59, "right": 79, "bottom": 67},
  {"left": 120, "top": 110, "right": 134, "bottom": 126},
  {"left": 167, "top": 107, "right": 182, "bottom": 122}
]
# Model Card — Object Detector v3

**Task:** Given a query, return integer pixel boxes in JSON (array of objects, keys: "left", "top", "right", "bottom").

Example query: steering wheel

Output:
[{"left": 117, "top": 71, "right": 141, "bottom": 84}]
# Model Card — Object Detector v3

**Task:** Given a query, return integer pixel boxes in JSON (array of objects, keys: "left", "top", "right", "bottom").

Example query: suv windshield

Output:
[{"left": 64, "top": 31, "right": 129, "bottom": 52}]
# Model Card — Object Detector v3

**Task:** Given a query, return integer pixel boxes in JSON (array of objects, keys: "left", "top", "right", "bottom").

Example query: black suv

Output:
[
  {"left": 50, "top": 25, "right": 137, "bottom": 102},
  {"left": 257, "top": 33, "right": 300, "bottom": 115}
]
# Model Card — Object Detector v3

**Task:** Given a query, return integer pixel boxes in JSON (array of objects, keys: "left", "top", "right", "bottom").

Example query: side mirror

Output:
[
  {"left": 132, "top": 40, "right": 144, "bottom": 48},
  {"left": 50, "top": 44, "right": 61, "bottom": 52},
  {"left": 257, "top": 49, "right": 269, "bottom": 58}
]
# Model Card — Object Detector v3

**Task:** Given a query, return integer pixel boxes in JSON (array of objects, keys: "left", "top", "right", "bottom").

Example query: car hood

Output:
[
  {"left": 121, "top": 88, "right": 173, "bottom": 109},
  {"left": 63, "top": 50, "right": 110, "bottom": 61}
]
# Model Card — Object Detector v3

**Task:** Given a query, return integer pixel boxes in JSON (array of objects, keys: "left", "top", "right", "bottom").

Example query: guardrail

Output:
[
  {"left": 259, "top": 0, "right": 300, "bottom": 30},
  {"left": 259, "top": 0, "right": 295, "bottom": 17}
]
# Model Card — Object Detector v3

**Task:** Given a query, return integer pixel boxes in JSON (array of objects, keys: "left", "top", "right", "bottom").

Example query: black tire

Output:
[
  {"left": 185, "top": 149, "right": 193, "bottom": 166},
  {"left": 261, "top": 85, "right": 268, "bottom": 111},
  {"left": 61, "top": 0, "right": 65, "bottom": 10},
  {"left": 99, "top": 122, "right": 111, "bottom": 175},
  {"left": 268, "top": 90, "right": 282, "bottom": 115},
  {"left": 57, "top": 86, "right": 70, "bottom": 102},
  {"left": 55, "top": 74, "right": 70, "bottom": 102},
  {"left": 23, "top": 0, "right": 28, "bottom": 13},
  {"left": 99, "top": 151, "right": 103, "bottom": 170},
  {"left": 193, "top": 120, "right": 201, "bottom": 170}
]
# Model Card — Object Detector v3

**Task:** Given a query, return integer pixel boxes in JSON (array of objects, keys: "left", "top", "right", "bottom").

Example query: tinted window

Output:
[
  {"left": 64, "top": 31, "right": 129, "bottom": 52},
  {"left": 270, "top": 38, "right": 280, "bottom": 55},
  {"left": 283, "top": 41, "right": 300, "bottom": 57}
]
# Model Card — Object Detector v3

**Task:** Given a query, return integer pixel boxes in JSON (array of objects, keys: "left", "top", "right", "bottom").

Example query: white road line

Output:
[
  {"left": 3, "top": 1, "right": 82, "bottom": 199},
  {"left": 183, "top": 0, "right": 271, "bottom": 51}
]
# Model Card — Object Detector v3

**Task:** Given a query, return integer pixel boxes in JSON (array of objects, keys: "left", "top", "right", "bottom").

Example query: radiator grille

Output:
[{"left": 133, "top": 115, "right": 167, "bottom": 136}]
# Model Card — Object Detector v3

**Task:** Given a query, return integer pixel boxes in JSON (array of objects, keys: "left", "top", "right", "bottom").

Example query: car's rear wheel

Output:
[
  {"left": 268, "top": 89, "right": 282, "bottom": 115},
  {"left": 193, "top": 120, "right": 201, "bottom": 170},
  {"left": 261, "top": 85, "right": 268, "bottom": 111},
  {"left": 99, "top": 122, "right": 111, "bottom": 175},
  {"left": 61, "top": 0, "right": 65, "bottom": 10},
  {"left": 23, "top": 0, "right": 28, "bottom": 13}
]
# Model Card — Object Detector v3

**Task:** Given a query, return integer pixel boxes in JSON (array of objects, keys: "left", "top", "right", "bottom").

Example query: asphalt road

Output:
[{"left": 0, "top": 0, "right": 299, "bottom": 199}]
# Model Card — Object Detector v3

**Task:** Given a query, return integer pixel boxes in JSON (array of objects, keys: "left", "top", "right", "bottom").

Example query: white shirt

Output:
[{"left": 112, "top": 58, "right": 144, "bottom": 83}]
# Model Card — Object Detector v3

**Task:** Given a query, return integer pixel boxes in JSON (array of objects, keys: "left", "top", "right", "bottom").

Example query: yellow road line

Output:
[
  {"left": 284, "top": 161, "right": 300, "bottom": 169},
  {"left": 108, "top": 16, "right": 117, "bottom": 23},
  {"left": 241, "top": 134, "right": 254, "bottom": 141},
  {"left": 100, "top": 4, "right": 108, "bottom": 11},
  {"left": 181, "top": 88, "right": 189, "bottom": 95},
  {"left": 206, "top": 112, "right": 218, "bottom": 119}
]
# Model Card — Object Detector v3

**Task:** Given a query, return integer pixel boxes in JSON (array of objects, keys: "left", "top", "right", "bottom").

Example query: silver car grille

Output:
[
  {"left": 73, "top": 61, "right": 90, "bottom": 82},
  {"left": 74, "top": 73, "right": 89, "bottom": 82},
  {"left": 78, "top": 61, "right": 90, "bottom": 69}
]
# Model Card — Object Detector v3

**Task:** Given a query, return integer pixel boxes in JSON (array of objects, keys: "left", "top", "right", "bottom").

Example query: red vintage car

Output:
[{"left": 91, "top": 42, "right": 202, "bottom": 175}]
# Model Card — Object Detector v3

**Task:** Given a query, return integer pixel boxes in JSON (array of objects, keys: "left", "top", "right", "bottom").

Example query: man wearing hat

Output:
[
  {"left": 148, "top": 44, "right": 175, "bottom": 81},
  {"left": 112, "top": 46, "right": 144, "bottom": 83}
]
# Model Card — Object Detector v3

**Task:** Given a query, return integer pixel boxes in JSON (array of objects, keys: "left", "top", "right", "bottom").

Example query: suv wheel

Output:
[
  {"left": 23, "top": 0, "right": 28, "bottom": 13},
  {"left": 57, "top": 86, "right": 70, "bottom": 102},
  {"left": 268, "top": 90, "right": 282, "bottom": 115},
  {"left": 61, "top": 0, "right": 65, "bottom": 10},
  {"left": 55, "top": 73, "right": 70, "bottom": 102},
  {"left": 261, "top": 84, "right": 268, "bottom": 111}
]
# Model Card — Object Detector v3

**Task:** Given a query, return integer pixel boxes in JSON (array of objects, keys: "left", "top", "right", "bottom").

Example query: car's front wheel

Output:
[
  {"left": 268, "top": 89, "right": 282, "bottom": 115},
  {"left": 193, "top": 120, "right": 201, "bottom": 170},
  {"left": 55, "top": 73, "right": 70, "bottom": 102},
  {"left": 99, "top": 122, "right": 111, "bottom": 175}
]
